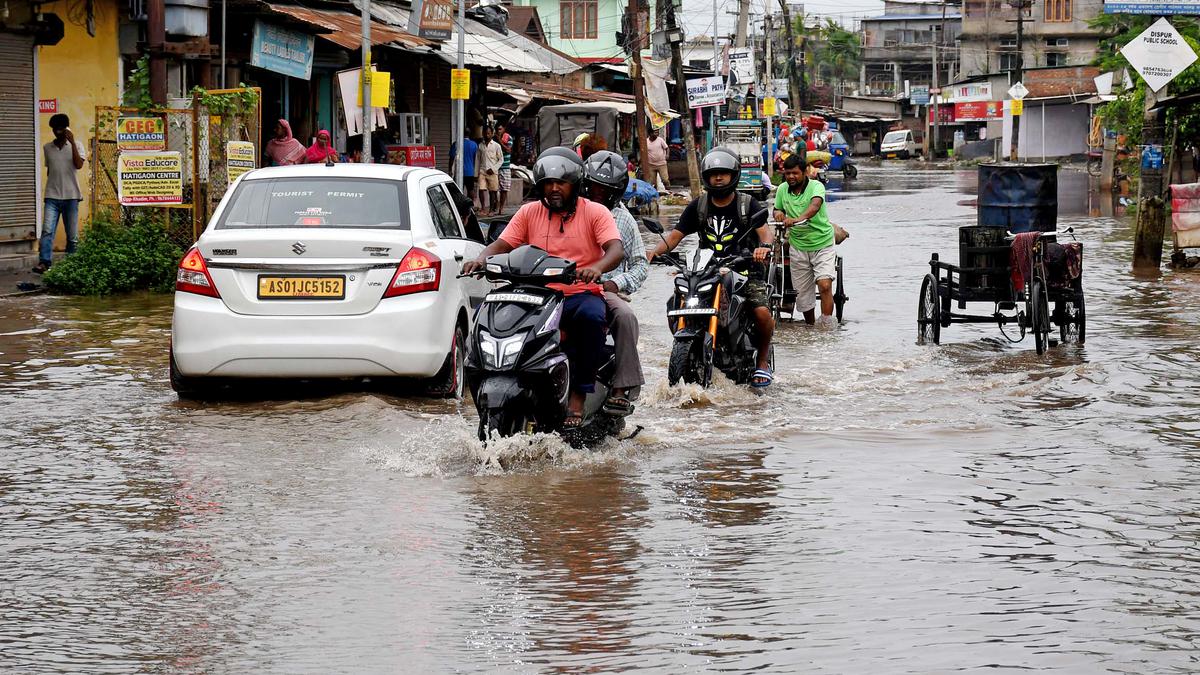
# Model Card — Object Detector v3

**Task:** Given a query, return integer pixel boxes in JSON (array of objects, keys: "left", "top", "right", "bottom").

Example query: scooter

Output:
[
  {"left": 643, "top": 218, "right": 774, "bottom": 388},
  {"left": 463, "top": 245, "right": 627, "bottom": 444}
]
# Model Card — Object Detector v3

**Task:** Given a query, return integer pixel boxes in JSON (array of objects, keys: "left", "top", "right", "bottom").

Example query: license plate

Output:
[
  {"left": 257, "top": 275, "right": 345, "bottom": 299},
  {"left": 886, "top": 153, "right": 897, "bottom": 158},
  {"left": 668, "top": 308, "right": 717, "bottom": 316},
  {"left": 484, "top": 292, "right": 545, "bottom": 305}
]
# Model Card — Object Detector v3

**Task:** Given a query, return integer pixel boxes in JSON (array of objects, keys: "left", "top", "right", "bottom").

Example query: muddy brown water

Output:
[{"left": 3, "top": 165, "right": 1199, "bottom": 673}]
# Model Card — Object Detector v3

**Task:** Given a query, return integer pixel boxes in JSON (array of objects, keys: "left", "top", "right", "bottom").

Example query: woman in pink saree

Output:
[{"left": 265, "top": 119, "right": 307, "bottom": 166}]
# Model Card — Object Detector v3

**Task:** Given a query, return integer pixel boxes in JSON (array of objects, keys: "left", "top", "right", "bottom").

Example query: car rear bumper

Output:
[{"left": 171, "top": 291, "right": 456, "bottom": 378}]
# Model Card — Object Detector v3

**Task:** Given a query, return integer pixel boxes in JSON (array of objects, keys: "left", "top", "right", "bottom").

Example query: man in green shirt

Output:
[{"left": 773, "top": 154, "right": 836, "bottom": 326}]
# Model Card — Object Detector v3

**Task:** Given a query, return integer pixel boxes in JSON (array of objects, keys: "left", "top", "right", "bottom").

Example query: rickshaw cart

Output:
[{"left": 917, "top": 163, "right": 1085, "bottom": 354}]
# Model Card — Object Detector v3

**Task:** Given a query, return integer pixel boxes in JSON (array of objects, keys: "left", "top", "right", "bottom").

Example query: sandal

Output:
[
  {"left": 750, "top": 368, "right": 774, "bottom": 388},
  {"left": 602, "top": 395, "right": 634, "bottom": 416},
  {"left": 31, "top": 263, "right": 49, "bottom": 274},
  {"left": 562, "top": 413, "right": 584, "bottom": 428}
]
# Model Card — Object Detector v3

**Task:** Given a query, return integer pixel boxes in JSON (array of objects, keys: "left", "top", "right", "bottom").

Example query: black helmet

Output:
[
  {"left": 531, "top": 148, "right": 584, "bottom": 210},
  {"left": 581, "top": 150, "right": 629, "bottom": 209},
  {"left": 701, "top": 147, "right": 741, "bottom": 198}
]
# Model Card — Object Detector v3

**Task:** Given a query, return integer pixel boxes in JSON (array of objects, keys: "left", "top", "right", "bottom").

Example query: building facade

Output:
[
  {"left": 859, "top": 0, "right": 962, "bottom": 98},
  {"left": 509, "top": 0, "right": 655, "bottom": 62},
  {"left": 957, "top": 0, "right": 1103, "bottom": 78}
]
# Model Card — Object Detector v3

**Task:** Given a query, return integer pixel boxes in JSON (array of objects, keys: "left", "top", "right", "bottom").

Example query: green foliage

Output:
[
  {"left": 43, "top": 213, "right": 185, "bottom": 295},
  {"left": 1090, "top": 15, "right": 1200, "bottom": 144},
  {"left": 122, "top": 56, "right": 156, "bottom": 113},
  {"left": 190, "top": 84, "right": 260, "bottom": 118},
  {"left": 814, "top": 19, "right": 862, "bottom": 85}
]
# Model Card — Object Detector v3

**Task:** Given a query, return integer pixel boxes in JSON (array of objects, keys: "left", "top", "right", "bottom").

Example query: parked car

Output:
[
  {"left": 170, "top": 164, "right": 488, "bottom": 398},
  {"left": 880, "top": 129, "right": 920, "bottom": 159}
]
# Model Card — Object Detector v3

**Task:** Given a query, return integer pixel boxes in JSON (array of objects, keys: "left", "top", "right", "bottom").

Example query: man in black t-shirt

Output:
[{"left": 648, "top": 147, "right": 776, "bottom": 387}]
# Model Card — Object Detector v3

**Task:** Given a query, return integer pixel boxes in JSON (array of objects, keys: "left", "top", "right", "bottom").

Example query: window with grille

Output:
[
  {"left": 999, "top": 52, "right": 1018, "bottom": 71},
  {"left": 1046, "top": 52, "right": 1067, "bottom": 66},
  {"left": 1044, "top": 0, "right": 1071, "bottom": 22},
  {"left": 560, "top": 0, "right": 598, "bottom": 39}
]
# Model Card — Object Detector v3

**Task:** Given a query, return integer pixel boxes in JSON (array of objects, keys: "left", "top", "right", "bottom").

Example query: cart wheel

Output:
[
  {"left": 918, "top": 273, "right": 940, "bottom": 345},
  {"left": 1030, "top": 279, "right": 1050, "bottom": 355},
  {"left": 767, "top": 261, "right": 785, "bottom": 323},
  {"left": 844, "top": 163, "right": 858, "bottom": 180},
  {"left": 834, "top": 256, "right": 846, "bottom": 323},
  {"left": 1057, "top": 281, "right": 1086, "bottom": 345}
]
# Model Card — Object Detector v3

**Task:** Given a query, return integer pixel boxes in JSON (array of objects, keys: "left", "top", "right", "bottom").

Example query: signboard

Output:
[
  {"left": 407, "top": 0, "right": 453, "bottom": 40},
  {"left": 954, "top": 101, "right": 1002, "bottom": 121},
  {"left": 336, "top": 68, "right": 386, "bottom": 135},
  {"left": 685, "top": 76, "right": 727, "bottom": 107},
  {"left": 116, "top": 117, "right": 166, "bottom": 152},
  {"left": 251, "top": 20, "right": 314, "bottom": 80},
  {"left": 1106, "top": 0, "right": 1200, "bottom": 14},
  {"left": 385, "top": 145, "right": 437, "bottom": 167},
  {"left": 451, "top": 68, "right": 471, "bottom": 99},
  {"left": 226, "top": 141, "right": 255, "bottom": 183},
  {"left": 945, "top": 82, "right": 991, "bottom": 103},
  {"left": 1008, "top": 81, "right": 1028, "bottom": 100},
  {"left": 911, "top": 86, "right": 930, "bottom": 105},
  {"left": 356, "top": 70, "right": 391, "bottom": 108},
  {"left": 1120, "top": 17, "right": 1198, "bottom": 92},
  {"left": 117, "top": 152, "right": 183, "bottom": 206},
  {"left": 762, "top": 97, "right": 777, "bottom": 116},
  {"left": 38, "top": 99, "right": 57, "bottom": 113},
  {"left": 1011, "top": 99, "right": 1024, "bottom": 116},
  {"left": 726, "top": 48, "right": 755, "bottom": 87},
  {"left": 1142, "top": 144, "right": 1164, "bottom": 170}
]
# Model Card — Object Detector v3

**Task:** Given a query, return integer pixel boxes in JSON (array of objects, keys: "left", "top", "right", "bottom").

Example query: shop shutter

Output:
[{"left": 0, "top": 33, "right": 37, "bottom": 255}]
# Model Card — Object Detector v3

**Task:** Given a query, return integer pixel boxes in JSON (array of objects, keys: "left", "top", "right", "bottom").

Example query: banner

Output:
[
  {"left": 1106, "top": 0, "right": 1200, "bottom": 13},
  {"left": 251, "top": 20, "right": 314, "bottom": 80},
  {"left": 385, "top": 145, "right": 436, "bottom": 167},
  {"left": 116, "top": 117, "right": 166, "bottom": 152},
  {"left": 118, "top": 152, "right": 183, "bottom": 206},
  {"left": 953, "top": 101, "right": 1002, "bottom": 121},
  {"left": 726, "top": 48, "right": 755, "bottom": 87},
  {"left": 227, "top": 141, "right": 256, "bottom": 183},
  {"left": 686, "top": 77, "right": 727, "bottom": 107},
  {"left": 407, "top": 0, "right": 453, "bottom": 40}
]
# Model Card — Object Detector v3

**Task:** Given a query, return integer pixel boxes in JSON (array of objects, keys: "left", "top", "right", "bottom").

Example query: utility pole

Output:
[
  {"left": 454, "top": 0, "right": 465, "bottom": 184},
  {"left": 931, "top": 41, "right": 939, "bottom": 158},
  {"left": 667, "top": 0, "right": 702, "bottom": 194},
  {"left": 764, "top": 7, "right": 773, "bottom": 170},
  {"left": 629, "top": 0, "right": 651, "bottom": 182},
  {"left": 147, "top": 0, "right": 167, "bottom": 104},
  {"left": 736, "top": 0, "right": 750, "bottom": 47},
  {"left": 779, "top": 0, "right": 801, "bottom": 110},
  {"left": 1132, "top": 89, "right": 1167, "bottom": 272},
  {"left": 1008, "top": 0, "right": 1028, "bottom": 161},
  {"left": 361, "top": 0, "right": 373, "bottom": 164}
]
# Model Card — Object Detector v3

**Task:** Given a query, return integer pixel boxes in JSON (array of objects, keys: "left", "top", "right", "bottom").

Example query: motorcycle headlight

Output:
[
  {"left": 697, "top": 283, "right": 714, "bottom": 293},
  {"left": 675, "top": 277, "right": 689, "bottom": 290},
  {"left": 686, "top": 296, "right": 700, "bottom": 308}
]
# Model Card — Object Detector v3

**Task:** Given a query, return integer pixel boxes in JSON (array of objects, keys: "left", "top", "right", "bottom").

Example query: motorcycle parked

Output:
[
  {"left": 643, "top": 218, "right": 774, "bottom": 388},
  {"left": 463, "top": 245, "right": 626, "bottom": 443}
]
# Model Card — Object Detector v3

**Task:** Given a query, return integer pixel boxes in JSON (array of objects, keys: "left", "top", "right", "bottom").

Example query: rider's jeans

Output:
[
  {"left": 604, "top": 291, "right": 644, "bottom": 390},
  {"left": 562, "top": 292, "right": 608, "bottom": 394}
]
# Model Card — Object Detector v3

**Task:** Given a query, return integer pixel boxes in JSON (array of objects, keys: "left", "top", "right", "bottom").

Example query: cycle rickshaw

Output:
[{"left": 766, "top": 220, "right": 848, "bottom": 323}]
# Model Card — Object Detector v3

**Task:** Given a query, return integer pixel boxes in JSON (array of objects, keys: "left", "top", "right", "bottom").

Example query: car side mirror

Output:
[
  {"left": 641, "top": 218, "right": 664, "bottom": 234},
  {"left": 484, "top": 219, "right": 509, "bottom": 245}
]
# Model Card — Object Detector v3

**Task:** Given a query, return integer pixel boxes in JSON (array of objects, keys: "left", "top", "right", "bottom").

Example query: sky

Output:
[{"left": 679, "top": 0, "right": 887, "bottom": 38}]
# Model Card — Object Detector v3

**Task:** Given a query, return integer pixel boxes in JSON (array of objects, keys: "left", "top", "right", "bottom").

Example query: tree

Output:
[{"left": 783, "top": 15, "right": 861, "bottom": 106}]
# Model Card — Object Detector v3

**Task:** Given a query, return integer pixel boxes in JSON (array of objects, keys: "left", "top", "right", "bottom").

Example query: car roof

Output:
[{"left": 242, "top": 164, "right": 447, "bottom": 183}]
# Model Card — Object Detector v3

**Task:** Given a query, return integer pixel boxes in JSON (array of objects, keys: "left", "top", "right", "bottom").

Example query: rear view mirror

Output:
[
  {"left": 484, "top": 219, "right": 509, "bottom": 245},
  {"left": 641, "top": 218, "right": 664, "bottom": 234}
]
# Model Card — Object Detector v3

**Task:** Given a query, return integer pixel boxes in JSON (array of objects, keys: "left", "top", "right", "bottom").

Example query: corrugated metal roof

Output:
[
  {"left": 862, "top": 13, "right": 963, "bottom": 20},
  {"left": 490, "top": 77, "right": 634, "bottom": 105},
  {"left": 266, "top": 4, "right": 431, "bottom": 51}
]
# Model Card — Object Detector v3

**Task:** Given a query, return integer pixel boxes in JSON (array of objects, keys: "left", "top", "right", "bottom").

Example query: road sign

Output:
[
  {"left": 1008, "top": 82, "right": 1028, "bottom": 100},
  {"left": 1120, "top": 17, "right": 1198, "bottom": 92},
  {"left": 1105, "top": 0, "right": 1200, "bottom": 14},
  {"left": 911, "top": 86, "right": 930, "bottom": 105},
  {"left": 1011, "top": 99, "right": 1024, "bottom": 116}
]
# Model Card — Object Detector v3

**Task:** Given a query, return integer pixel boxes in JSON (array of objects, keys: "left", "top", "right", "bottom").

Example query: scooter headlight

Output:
[{"left": 478, "top": 330, "right": 526, "bottom": 370}]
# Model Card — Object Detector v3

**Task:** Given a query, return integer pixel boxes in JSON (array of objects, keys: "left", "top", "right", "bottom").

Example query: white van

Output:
[{"left": 880, "top": 130, "right": 919, "bottom": 159}]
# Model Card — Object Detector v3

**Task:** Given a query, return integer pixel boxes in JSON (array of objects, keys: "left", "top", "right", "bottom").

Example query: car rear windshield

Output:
[
  {"left": 217, "top": 177, "right": 409, "bottom": 229},
  {"left": 883, "top": 131, "right": 908, "bottom": 143}
]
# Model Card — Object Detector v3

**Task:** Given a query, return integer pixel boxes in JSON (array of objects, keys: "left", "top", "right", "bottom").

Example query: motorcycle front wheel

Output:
[{"left": 668, "top": 337, "right": 713, "bottom": 387}]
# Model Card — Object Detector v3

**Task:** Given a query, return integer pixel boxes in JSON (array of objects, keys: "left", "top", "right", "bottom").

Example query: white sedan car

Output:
[{"left": 170, "top": 163, "right": 489, "bottom": 398}]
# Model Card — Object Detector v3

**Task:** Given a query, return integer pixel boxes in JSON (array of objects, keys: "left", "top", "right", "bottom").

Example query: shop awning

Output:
[
  {"left": 489, "top": 77, "right": 636, "bottom": 113},
  {"left": 266, "top": 4, "right": 432, "bottom": 52}
]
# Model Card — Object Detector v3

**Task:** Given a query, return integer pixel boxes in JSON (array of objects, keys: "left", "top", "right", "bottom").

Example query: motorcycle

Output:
[
  {"left": 643, "top": 217, "right": 774, "bottom": 388},
  {"left": 463, "top": 245, "right": 627, "bottom": 444}
]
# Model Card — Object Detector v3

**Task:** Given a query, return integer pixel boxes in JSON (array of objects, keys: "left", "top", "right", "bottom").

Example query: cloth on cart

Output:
[
  {"left": 1044, "top": 241, "right": 1082, "bottom": 289},
  {"left": 1009, "top": 231, "right": 1041, "bottom": 290},
  {"left": 624, "top": 178, "right": 659, "bottom": 206}
]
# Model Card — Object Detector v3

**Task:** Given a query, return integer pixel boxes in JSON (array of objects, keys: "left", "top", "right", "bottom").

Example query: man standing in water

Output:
[
  {"left": 34, "top": 114, "right": 86, "bottom": 274},
  {"left": 774, "top": 153, "right": 836, "bottom": 327}
]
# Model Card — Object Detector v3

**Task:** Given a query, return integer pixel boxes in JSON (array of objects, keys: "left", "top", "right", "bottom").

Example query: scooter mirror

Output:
[
  {"left": 641, "top": 218, "right": 664, "bottom": 235},
  {"left": 484, "top": 219, "right": 509, "bottom": 245}
]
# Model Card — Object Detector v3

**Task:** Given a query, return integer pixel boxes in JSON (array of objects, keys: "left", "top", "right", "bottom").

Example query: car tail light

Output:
[
  {"left": 383, "top": 247, "right": 441, "bottom": 297},
  {"left": 176, "top": 248, "right": 220, "bottom": 298}
]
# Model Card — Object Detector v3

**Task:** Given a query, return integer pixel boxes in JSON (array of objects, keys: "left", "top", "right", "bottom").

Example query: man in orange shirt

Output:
[{"left": 463, "top": 149, "right": 625, "bottom": 426}]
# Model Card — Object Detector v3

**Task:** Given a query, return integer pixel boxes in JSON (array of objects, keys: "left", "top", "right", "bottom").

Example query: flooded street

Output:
[{"left": 4, "top": 164, "right": 1200, "bottom": 673}]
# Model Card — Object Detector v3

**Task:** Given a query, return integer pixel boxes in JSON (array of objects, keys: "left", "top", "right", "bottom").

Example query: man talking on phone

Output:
[{"left": 34, "top": 114, "right": 87, "bottom": 274}]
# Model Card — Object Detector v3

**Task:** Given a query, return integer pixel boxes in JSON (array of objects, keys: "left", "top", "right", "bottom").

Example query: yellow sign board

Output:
[
  {"left": 451, "top": 68, "right": 471, "bottom": 100},
  {"left": 117, "top": 151, "right": 183, "bottom": 206},
  {"left": 116, "top": 117, "right": 166, "bottom": 152},
  {"left": 1011, "top": 99, "right": 1024, "bottom": 116},
  {"left": 762, "top": 97, "right": 777, "bottom": 116},
  {"left": 227, "top": 141, "right": 256, "bottom": 184},
  {"left": 356, "top": 69, "right": 391, "bottom": 108}
]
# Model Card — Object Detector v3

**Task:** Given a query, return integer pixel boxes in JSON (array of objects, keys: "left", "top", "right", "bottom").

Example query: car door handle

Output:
[{"left": 454, "top": 253, "right": 464, "bottom": 262}]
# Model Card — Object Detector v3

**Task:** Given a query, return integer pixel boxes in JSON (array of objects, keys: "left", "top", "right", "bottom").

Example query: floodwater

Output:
[{"left": 3, "top": 164, "right": 1199, "bottom": 673}]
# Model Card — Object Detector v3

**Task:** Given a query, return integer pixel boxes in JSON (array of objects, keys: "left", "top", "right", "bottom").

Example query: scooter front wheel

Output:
[{"left": 478, "top": 409, "right": 530, "bottom": 441}]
